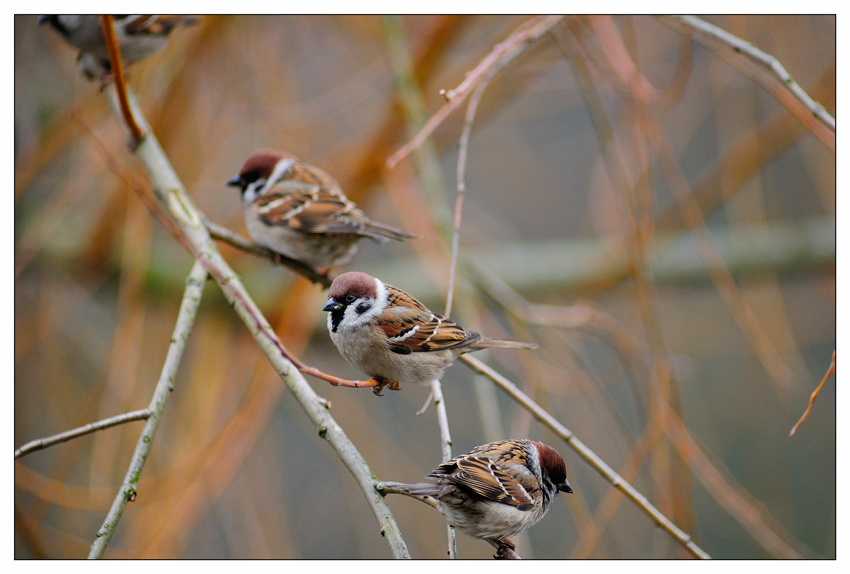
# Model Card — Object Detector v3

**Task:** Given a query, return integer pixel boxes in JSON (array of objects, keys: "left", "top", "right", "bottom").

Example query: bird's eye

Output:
[
  {"left": 356, "top": 302, "right": 372, "bottom": 314},
  {"left": 344, "top": 295, "right": 356, "bottom": 304}
]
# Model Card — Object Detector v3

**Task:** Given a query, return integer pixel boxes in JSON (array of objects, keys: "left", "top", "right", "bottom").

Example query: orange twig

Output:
[
  {"left": 790, "top": 350, "right": 835, "bottom": 436},
  {"left": 100, "top": 15, "right": 145, "bottom": 143},
  {"left": 386, "top": 15, "right": 564, "bottom": 168}
]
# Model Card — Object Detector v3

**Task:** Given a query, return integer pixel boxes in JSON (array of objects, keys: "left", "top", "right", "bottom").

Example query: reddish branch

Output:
[
  {"left": 100, "top": 16, "right": 145, "bottom": 143},
  {"left": 790, "top": 350, "right": 835, "bottom": 436},
  {"left": 386, "top": 15, "right": 565, "bottom": 168}
]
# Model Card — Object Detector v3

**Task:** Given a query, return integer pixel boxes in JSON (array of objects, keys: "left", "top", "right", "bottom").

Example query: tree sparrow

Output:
[
  {"left": 38, "top": 15, "right": 197, "bottom": 80},
  {"left": 380, "top": 439, "right": 572, "bottom": 558},
  {"left": 228, "top": 150, "right": 416, "bottom": 272},
  {"left": 322, "top": 272, "right": 535, "bottom": 394}
]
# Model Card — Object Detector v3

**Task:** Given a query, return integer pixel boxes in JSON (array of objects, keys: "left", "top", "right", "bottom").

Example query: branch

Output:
[
  {"left": 459, "top": 354, "right": 711, "bottom": 559},
  {"left": 429, "top": 380, "right": 456, "bottom": 558},
  {"left": 89, "top": 260, "right": 208, "bottom": 558},
  {"left": 14, "top": 409, "right": 151, "bottom": 460},
  {"left": 445, "top": 67, "right": 494, "bottom": 318},
  {"left": 387, "top": 15, "right": 565, "bottom": 168},
  {"left": 102, "top": 85, "right": 409, "bottom": 559},
  {"left": 790, "top": 350, "right": 835, "bottom": 436},
  {"left": 206, "top": 220, "right": 332, "bottom": 288},
  {"left": 100, "top": 16, "right": 144, "bottom": 143},
  {"left": 668, "top": 15, "right": 835, "bottom": 131}
]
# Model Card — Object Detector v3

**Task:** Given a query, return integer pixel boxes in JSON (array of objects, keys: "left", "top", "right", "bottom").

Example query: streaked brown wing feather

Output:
[
  {"left": 255, "top": 187, "right": 366, "bottom": 235},
  {"left": 380, "top": 286, "right": 478, "bottom": 353},
  {"left": 433, "top": 455, "right": 534, "bottom": 509}
]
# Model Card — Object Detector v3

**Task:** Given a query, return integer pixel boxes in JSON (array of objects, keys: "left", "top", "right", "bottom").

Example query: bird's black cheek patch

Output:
[
  {"left": 329, "top": 308, "right": 345, "bottom": 333},
  {"left": 356, "top": 302, "right": 372, "bottom": 315}
]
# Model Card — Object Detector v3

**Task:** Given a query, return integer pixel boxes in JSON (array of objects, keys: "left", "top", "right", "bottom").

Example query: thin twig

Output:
[
  {"left": 429, "top": 379, "right": 457, "bottom": 558},
  {"left": 459, "top": 354, "right": 711, "bottom": 559},
  {"left": 100, "top": 16, "right": 144, "bottom": 143},
  {"left": 387, "top": 15, "right": 565, "bottom": 168},
  {"left": 89, "top": 261, "right": 207, "bottom": 558},
  {"left": 102, "top": 86, "right": 410, "bottom": 558},
  {"left": 445, "top": 71, "right": 494, "bottom": 317},
  {"left": 669, "top": 15, "right": 835, "bottom": 131},
  {"left": 15, "top": 409, "right": 151, "bottom": 460},
  {"left": 206, "top": 220, "right": 332, "bottom": 288},
  {"left": 790, "top": 350, "right": 835, "bottom": 436}
]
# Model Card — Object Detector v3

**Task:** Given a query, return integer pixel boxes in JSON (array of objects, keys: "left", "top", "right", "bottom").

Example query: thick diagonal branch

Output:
[{"left": 101, "top": 84, "right": 409, "bottom": 559}]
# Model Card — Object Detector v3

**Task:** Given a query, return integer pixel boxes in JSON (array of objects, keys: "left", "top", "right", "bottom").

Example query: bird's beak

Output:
[
  {"left": 227, "top": 175, "right": 243, "bottom": 188},
  {"left": 323, "top": 299, "right": 342, "bottom": 312},
  {"left": 559, "top": 481, "right": 573, "bottom": 494}
]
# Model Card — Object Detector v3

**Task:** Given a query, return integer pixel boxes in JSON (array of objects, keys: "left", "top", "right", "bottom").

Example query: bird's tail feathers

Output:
[
  {"left": 362, "top": 220, "right": 418, "bottom": 243},
  {"left": 472, "top": 337, "right": 537, "bottom": 351},
  {"left": 379, "top": 481, "right": 441, "bottom": 507}
]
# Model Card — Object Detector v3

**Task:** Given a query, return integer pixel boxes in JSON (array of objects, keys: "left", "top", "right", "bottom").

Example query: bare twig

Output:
[
  {"left": 429, "top": 379, "right": 456, "bottom": 558},
  {"left": 668, "top": 15, "right": 835, "bottom": 131},
  {"left": 15, "top": 409, "right": 151, "bottom": 460},
  {"left": 205, "top": 220, "right": 332, "bottom": 288},
  {"left": 586, "top": 16, "right": 661, "bottom": 105},
  {"left": 790, "top": 350, "right": 835, "bottom": 436},
  {"left": 445, "top": 71, "right": 494, "bottom": 317},
  {"left": 89, "top": 261, "right": 208, "bottom": 558},
  {"left": 100, "top": 16, "right": 144, "bottom": 143},
  {"left": 102, "top": 85, "right": 410, "bottom": 559},
  {"left": 459, "top": 354, "right": 711, "bottom": 559},
  {"left": 387, "top": 15, "right": 565, "bottom": 168}
]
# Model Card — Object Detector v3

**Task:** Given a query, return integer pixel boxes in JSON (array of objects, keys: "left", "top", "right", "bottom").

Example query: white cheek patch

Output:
[
  {"left": 263, "top": 158, "right": 295, "bottom": 193},
  {"left": 343, "top": 297, "right": 384, "bottom": 327},
  {"left": 243, "top": 158, "right": 296, "bottom": 206},
  {"left": 341, "top": 278, "right": 388, "bottom": 329},
  {"left": 242, "top": 179, "right": 266, "bottom": 205}
]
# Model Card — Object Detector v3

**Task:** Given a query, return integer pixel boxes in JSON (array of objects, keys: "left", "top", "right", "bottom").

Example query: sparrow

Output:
[
  {"left": 380, "top": 439, "right": 572, "bottom": 558},
  {"left": 322, "top": 272, "right": 536, "bottom": 394},
  {"left": 38, "top": 15, "right": 197, "bottom": 80},
  {"left": 228, "top": 150, "right": 416, "bottom": 271}
]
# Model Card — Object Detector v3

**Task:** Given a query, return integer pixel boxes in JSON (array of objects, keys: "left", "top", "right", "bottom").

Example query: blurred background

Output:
[{"left": 14, "top": 15, "right": 834, "bottom": 559}]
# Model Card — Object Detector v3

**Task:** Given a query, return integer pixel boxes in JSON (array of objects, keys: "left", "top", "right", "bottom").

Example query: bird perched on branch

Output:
[
  {"left": 380, "top": 439, "right": 572, "bottom": 558},
  {"left": 38, "top": 15, "right": 197, "bottom": 80},
  {"left": 228, "top": 150, "right": 415, "bottom": 272},
  {"left": 322, "top": 272, "right": 536, "bottom": 394}
]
